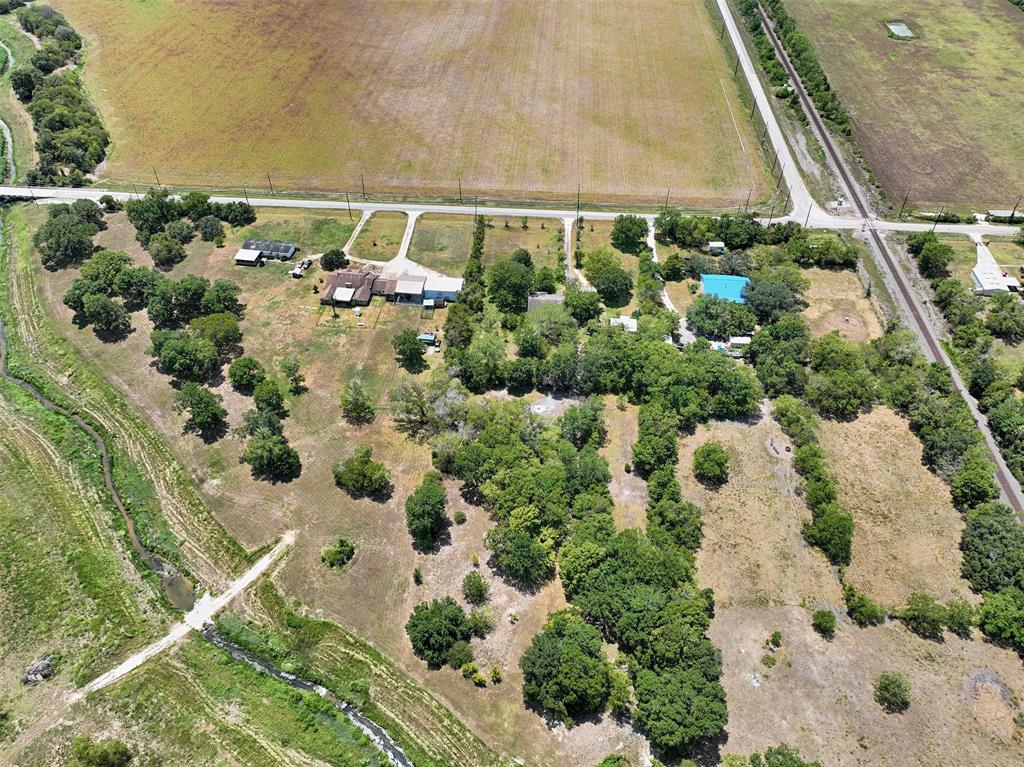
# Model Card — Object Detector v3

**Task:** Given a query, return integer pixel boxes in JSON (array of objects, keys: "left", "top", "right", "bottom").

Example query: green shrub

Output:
[
  {"left": 873, "top": 671, "right": 911, "bottom": 713},
  {"left": 693, "top": 442, "right": 730, "bottom": 487},
  {"left": 321, "top": 538, "right": 355, "bottom": 568},
  {"left": 811, "top": 609, "right": 836, "bottom": 638}
]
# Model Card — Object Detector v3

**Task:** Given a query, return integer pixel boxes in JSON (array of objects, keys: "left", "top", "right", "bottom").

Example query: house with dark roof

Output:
[
  {"left": 241, "top": 239, "right": 297, "bottom": 261},
  {"left": 320, "top": 269, "right": 376, "bottom": 306}
]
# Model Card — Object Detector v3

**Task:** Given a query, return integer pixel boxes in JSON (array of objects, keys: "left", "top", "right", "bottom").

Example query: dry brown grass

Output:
[
  {"left": 50, "top": 0, "right": 769, "bottom": 206},
  {"left": 600, "top": 396, "right": 647, "bottom": 531},
  {"left": 681, "top": 408, "right": 842, "bottom": 609},
  {"left": 32, "top": 205, "right": 650, "bottom": 765},
  {"left": 817, "top": 407, "right": 973, "bottom": 606},
  {"left": 712, "top": 605, "right": 1024, "bottom": 766},
  {"left": 801, "top": 267, "right": 882, "bottom": 343},
  {"left": 785, "top": 0, "right": 1024, "bottom": 208}
]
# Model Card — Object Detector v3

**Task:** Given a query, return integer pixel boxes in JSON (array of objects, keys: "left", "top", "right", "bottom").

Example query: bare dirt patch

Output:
[
  {"left": 817, "top": 407, "right": 972, "bottom": 605},
  {"left": 801, "top": 267, "right": 882, "bottom": 343},
  {"left": 712, "top": 605, "right": 1024, "bottom": 766},
  {"left": 680, "top": 408, "right": 842, "bottom": 609}
]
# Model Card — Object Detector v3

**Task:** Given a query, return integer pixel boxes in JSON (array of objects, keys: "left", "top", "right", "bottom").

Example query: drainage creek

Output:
[
  {"left": 202, "top": 628, "right": 414, "bottom": 767},
  {"left": 0, "top": 315, "right": 195, "bottom": 610}
]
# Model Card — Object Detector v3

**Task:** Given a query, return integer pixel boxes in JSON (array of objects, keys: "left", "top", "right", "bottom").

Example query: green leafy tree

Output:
[
  {"left": 584, "top": 249, "right": 633, "bottom": 307},
  {"left": 164, "top": 219, "right": 194, "bottom": 244},
  {"left": 173, "top": 382, "right": 227, "bottom": 437},
  {"left": 873, "top": 671, "right": 911, "bottom": 713},
  {"left": 520, "top": 610, "right": 611, "bottom": 725},
  {"left": 405, "top": 471, "right": 448, "bottom": 550},
  {"left": 916, "top": 240, "right": 954, "bottom": 280},
  {"left": 242, "top": 433, "right": 301, "bottom": 481},
  {"left": 559, "top": 398, "right": 607, "bottom": 449},
  {"left": 960, "top": 501, "right": 1024, "bottom": 593},
  {"left": 950, "top": 445, "right": 998, "bottom": 512},
  {"left": 462, "top": 569, "right": 490, "bottom": 605},
  {"left": 944, "top": 599, "right": 974, "bottom": 639},
  {"left": 279, "top": 357, "right": 305, "bottom": 393},
  {"left": 125, "top": 188, "right": 181, "bottom": 245},
  {"left": 188, "top": 313, "right": 241, "bottom": 354},
  {"left": 485, "top": 524, "right": 554, "bottom": 587},
  {"left": 82, "top": 294, "right": 130, "bottom": 336},
  {"left": 610, "top": 214, "right": 649, "bottom": 254},
  {"left": 393, "top": 328, "right": 427, "bottom": 372},
  {"left": 253, "top": 379, "right": 286, "bottom": 417},
  {"left": 985, "top": 292, "right": 1024, "bottom": 341},
  {"left": 151, "top": 332, "right": 218, "bottom": 381},
  {"left": 693, "top": 442, "right": 729, "bottom": 487},
  {"left": 564, "top": 286, "right": 603, "bottom": 324},
  {"left": 113, "top": 265, "right": 162, "bottom": 309},
  {"left": 322, "top": 538, "right": 355, "bottom": 568},
  {"left": 228, "top": 356, "right": 266, "bottom": 393},
  {"left": 196, "top": 215, "right": 224, "bottom": 242},
  {"left": 62, "top": 277, "right": 105, "bottom": 314},
  {"left": 749, "top": 745, "right": 823, "bottom": 767},
  {"left": 686, "top": 294, "right": 756, "bottom": 340},
  {"left": 811, "top": 609, "right": 836, "bottom": 638},
  {"left": 488, "top": 258, "right": 534, "bottom": 313},
  {"left": 977, "top": 587, "right": 1024, "bottom": 654},
  {"left": 405, "top": 596, "right": 471, "bottom": 668},
  {"left": 321, "top": 248, "right": 348, "bottom": 271},
  {"left": 34, "top": 207, "right": 98, "bottom": 269},
  {"left": 180, "top": 192, "right": 212, "bottom": 221},
  {"left": 148, "top": 231, "right": 186, "bottom": 269},
  {"left": 341, "top": 379, "right": 376, "bottom": 424},
  {"left": 201, "top": 278, "right": 243, "bottom": 316},
  {"left": 899, "top": 593, "right": 947, "bottom": 641},
  {"left": 802, "top": 502, "right": 853, "bottom": 565},
  {"left": 80, "top": 250, "right": 131, "bottom": 291},
  {"left": 334, "top": 444, "right": 391, "bottom": 498}
]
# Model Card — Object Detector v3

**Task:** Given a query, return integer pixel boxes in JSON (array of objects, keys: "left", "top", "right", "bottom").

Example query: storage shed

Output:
[{"left": 423, "top": 275, "right": 464, "bottom": 305}]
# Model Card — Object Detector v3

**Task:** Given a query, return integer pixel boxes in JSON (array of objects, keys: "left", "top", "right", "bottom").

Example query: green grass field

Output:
[
  {"left": 47, "top": 0, "right": 770, "bottom": 207},
  {"left": 785, "top": 0, "right": 1024, "bottom": 208},
  {"left": 407, "top": 214, "right": 564, "bottom": 276},
  {"left": 0, "top": 20, "right": 38, "bottom": 181},
  {"left": 349, "top": 212, "right": 407, "bottom": 261}
]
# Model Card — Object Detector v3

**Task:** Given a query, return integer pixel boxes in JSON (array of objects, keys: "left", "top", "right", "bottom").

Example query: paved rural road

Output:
[
  {"left": 69, "top": 530, "right": 297, "bottom": 702},
  {"left": 751, "top": 2, "right": 1024, "bottom": 514}
]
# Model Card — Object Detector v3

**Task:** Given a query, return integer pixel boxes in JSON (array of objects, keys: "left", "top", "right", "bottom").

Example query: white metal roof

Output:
[
  {"left": 971, "top": 242, "right": 1019, "bottom": 294},
  {"left": 333, "top": 286, "right": 355, "bottom": 302},
  {"left": 395, "top": 276, "right": 426, "bottom": 295},
  {"left": 610, "top": 316, "right": 638, "bottom": 332},
  {"left": 423, "top": 275, "right": 464, "bottom": 294},
  {"left": 234, "top": 248, "right": 262, "bottom": 263}
]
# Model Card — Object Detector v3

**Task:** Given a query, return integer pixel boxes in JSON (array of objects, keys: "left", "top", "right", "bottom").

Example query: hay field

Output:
[
  {"left": 784, "top": 0, "right": 1024, "bottom": 208},
  {"left": 712, "top": 606, "right": 1024, "bottom": 766},
  {"left": 818, "top": 408, "right": 971, "bottom": 606},
  {"left": 801, "top": 267, "right": 882, "bottom": 343},
  {"left": 49, "top": 0, "right": 769, "bottom": 207}
]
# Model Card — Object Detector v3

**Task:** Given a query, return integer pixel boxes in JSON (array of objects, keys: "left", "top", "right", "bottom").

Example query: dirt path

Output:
[{"left": 69, "top": 530, "right": 296, "bottom": 702}]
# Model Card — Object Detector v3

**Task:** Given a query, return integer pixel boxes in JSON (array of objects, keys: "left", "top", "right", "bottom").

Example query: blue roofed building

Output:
[{"left": 700, "top": 274, "right": 749, "bottom": 303}]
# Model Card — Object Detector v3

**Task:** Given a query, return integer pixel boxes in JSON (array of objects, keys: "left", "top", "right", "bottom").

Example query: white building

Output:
[
  {"left": 233, "top": 248, "right": 263, "bottom": 266},
  {"left": 610, "top": 316, "right": 638, "bottom": 333},
  {"left": 423, "top": 275, "right": 464, "bottom": 304},
  {"left": 970, "top": 242, "right": 1019, "bottom": 296}
]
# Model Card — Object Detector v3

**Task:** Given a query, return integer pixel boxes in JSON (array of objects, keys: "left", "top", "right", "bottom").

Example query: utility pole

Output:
[
  {"left": 774, "top": 165, "right": 785, "bottom": 192},
  {"left": 576, "top": 182, "right": 581, "bottom": 225},
  {"left": 760, "top": 123, "right": 768, "bottom": 149},
  {"left": 804, "top": 203, "right": 812, "bottom": 228},
  {"left": 345, "top": 191, "right": 352, "bottom": 221},
  {"left": 749, "top": 100, "right": 756, "bottom": 119},
  {"left": 153, "top": 167, "right": 161, "bottom": 187},
  {"left": 1010, "top": 195, "right": 1022, "bottom": 223},
  {"left": 734, "top": 55, "right": 740, "bottom": 77},
  {"left": 360, "top": 174, "right": 366, "bottom": 200},
  {"left": 664, "top": 187, "right": 671, "bottom": 210},
  {"left": 897, "top": 188, "right": 911, "bottom": 220},
  {"left": 930, "top": 206, "right": 943, "bottom": 233},
  {"left": 132, "top": 183, "right": 140, "bottom": 199},
  {"left": 769, "top": 149, "right": 779, "bottom": 175},
  {"left": 267, "top": 173, "right": 275, "bottom": 196},
  {"left": 743, "top": 188, "right": 752, "bottom": 214},
  {"left": 26, "top": 182, "right": 37, "bottom": 205},
  {"left": 458, "top": 177, "right": 462, "bottom": 204},
  {"left": 766, "top": 200, "right": 776, "bottom": 228},
  {"left": 243, "top": 187, "right": 249, "bottom": 205},
  {"left": 474, "top": 195, "right": 478, "bottom": 218}
]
